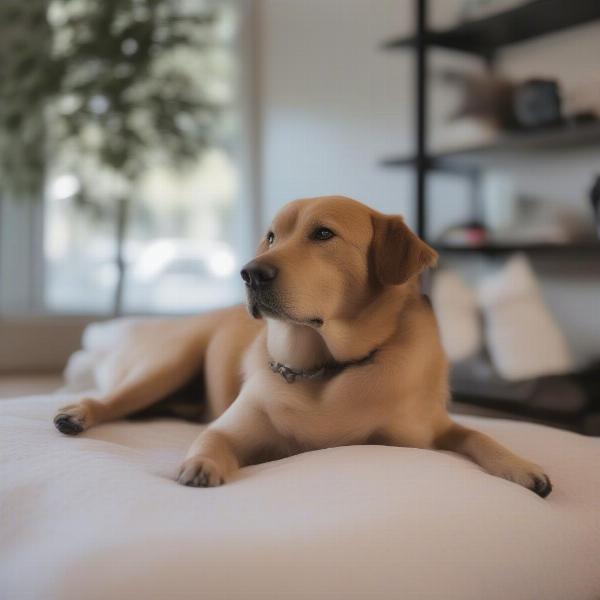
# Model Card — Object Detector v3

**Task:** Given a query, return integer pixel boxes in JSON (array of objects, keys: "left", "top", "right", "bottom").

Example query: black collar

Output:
[{"left": 269, "top": 349, "right": 377, "bottom": 384}]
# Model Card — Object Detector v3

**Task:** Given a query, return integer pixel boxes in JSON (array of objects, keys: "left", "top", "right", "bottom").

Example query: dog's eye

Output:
[
  {"left": 310, "top": 227, "right": 335, "bottom": 241},
  {"left": 266, "top": 231, "right": 275, "bottom": 245}
]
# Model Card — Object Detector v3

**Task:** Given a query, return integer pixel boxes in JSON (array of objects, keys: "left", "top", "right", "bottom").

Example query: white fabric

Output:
[
  {"left": 2, "top": 393, "right": 600, "bottom": 600},
  {"left": 432, "top": 270, "right": 482, "bottom": 363},
  {"left": 64, "top": 318, "right": 144, "bottom": 394},
  {"left": 478, "top": 254, "right": 573, "bottom": 380}
]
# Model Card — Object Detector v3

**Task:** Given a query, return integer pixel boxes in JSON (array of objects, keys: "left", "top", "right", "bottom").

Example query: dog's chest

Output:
[{"left": 265, "top": 375, "right": 377, "bottom": 449}]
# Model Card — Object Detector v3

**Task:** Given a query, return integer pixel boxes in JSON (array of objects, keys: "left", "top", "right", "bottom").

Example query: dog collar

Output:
[{"left": 269, "top": 349, "right": 377, "bottom": 384}]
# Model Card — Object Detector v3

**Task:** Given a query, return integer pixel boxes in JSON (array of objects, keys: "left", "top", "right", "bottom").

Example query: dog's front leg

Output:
[
  {"left": 434, "top": 421, "right": 552, "bottom": 498},
  {"left": 177, "top": 394, "right": 277, "bottom": 488}
]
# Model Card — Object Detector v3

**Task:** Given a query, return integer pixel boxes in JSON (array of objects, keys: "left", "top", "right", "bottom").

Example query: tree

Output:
[{"left": 0, "top": 0, "right": 224, "bottom": 313}]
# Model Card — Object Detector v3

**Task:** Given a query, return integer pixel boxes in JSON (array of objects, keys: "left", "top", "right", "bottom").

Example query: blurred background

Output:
[{"left": 1, "top": 0, "right": 599, "bottom": 431}]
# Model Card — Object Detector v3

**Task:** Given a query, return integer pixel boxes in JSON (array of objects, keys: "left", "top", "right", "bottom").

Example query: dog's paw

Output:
[
  {"left": 177, "top": 456, "right": 226, "bottom": 488},
  {"left": 528, "top": 471, "right": 553, "bottom": 498},
  {"left": 53, "top": 402, "right": 93, "bottom": 436},
  {"left": 499, "top": 462, "right": 553, "bottom": 498}
]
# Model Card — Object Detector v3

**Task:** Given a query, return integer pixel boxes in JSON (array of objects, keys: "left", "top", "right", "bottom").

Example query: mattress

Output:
[{"left": 1, "top": 393, "right": 599, "bottom": 600}]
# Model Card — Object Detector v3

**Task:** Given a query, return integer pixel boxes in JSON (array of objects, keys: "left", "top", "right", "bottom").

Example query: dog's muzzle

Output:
[
  {"left": 240, "top": 260, "right": 278, "bottom": 291},
  {"left": 241, "top": 260, "right": 280, "bottom": 319}
]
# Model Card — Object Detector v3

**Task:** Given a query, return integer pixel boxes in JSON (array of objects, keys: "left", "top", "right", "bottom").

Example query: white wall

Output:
[
  {"left": 257, "top": 0, "right": 415, "bottom": 222},
  {"left": 255, "top": 0, "right": 600, "bottom": 366}
]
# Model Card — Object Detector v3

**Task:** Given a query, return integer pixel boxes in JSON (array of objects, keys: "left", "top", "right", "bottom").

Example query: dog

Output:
[{"left": 54, "top": 196, "right": 552, "bottom": 497}]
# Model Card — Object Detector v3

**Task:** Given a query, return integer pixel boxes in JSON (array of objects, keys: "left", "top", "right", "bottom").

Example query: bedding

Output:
[{"left": 1, "top": 393, "right": 599, "bottom": 600}]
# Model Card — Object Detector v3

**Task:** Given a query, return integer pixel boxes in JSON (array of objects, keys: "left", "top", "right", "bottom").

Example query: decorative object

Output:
[
  {"left": 440, "top": 70, "right": 516, "bottom": 130},
  {"left": 477, "top": 254, "right": 573, "bottom": 381},
  {"left": 437, "top": 221, "right": 488, "bottom": 247},
  {"left": 513, "top": 79, "right": 562, "bottom": 128},
  {"left": 486, "top": 194, "right": 595, "bottom": 245},
  {"left": 441, "top": 70, "right": 564, "bottom": 131},
  {"left": 432, "top": 270, "right": 482, "bottom": 363}
]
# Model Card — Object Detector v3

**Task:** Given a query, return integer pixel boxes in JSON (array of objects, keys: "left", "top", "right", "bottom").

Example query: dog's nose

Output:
[{"left": 240, "top": 260, "right": 278, "bottom": 288}]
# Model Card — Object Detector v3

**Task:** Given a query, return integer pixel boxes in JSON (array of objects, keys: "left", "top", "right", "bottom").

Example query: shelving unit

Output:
[
  {"left": 382, "top": 0, "right": 600, "bottom": 59},
  {"left": 382, "top": 0, "right": 600, "bottom": 432},
  {"left": 383, "top": 0, "right": 600, "bottom": 242},
  {"left": 381, "top": 119, "right": 600, "bottom": 169},
  {"left": 434, "top": 242, "right": 600, "bottom": 256}
]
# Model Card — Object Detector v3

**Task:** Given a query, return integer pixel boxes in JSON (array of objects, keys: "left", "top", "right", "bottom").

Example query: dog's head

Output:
[{"left": 241, "top": 196, "right": 437, "bottom": 326}]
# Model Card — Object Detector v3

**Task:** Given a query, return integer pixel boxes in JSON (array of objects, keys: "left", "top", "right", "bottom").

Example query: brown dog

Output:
[{"left": 54, "top": 196, "right": 552, "bottom": 497}]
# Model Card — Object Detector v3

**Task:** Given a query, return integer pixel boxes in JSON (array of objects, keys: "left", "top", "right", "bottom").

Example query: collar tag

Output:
[
  {"left": 269, "top": 361, "right": 299, "bottom": 383},
  {"left": 268, "top": 349, "right": 376, "bottom": 384}
]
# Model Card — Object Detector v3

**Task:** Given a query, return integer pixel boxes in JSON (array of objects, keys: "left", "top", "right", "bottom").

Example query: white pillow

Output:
[
  {"left": 478, "top": 254, "right": 573, "bottom": 381},
  {"left": 432, "top": 269, "right": 482, "bottom": 363}
]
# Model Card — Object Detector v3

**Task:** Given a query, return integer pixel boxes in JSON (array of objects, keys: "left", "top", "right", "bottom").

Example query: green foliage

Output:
[
  {"left": 0, "top": 0, "right": 54, "bottom": 197},
  {"left": 0, "top": 0, "right": 222, "bottom": 202}
]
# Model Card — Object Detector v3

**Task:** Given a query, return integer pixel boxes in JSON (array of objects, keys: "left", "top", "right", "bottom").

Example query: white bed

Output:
[{"left": 1, "top": 393, "right": 599, "bottom": 600}]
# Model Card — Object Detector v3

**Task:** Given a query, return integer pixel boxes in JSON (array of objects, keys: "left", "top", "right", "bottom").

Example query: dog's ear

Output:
[{"left": 370, "top": 214, "right": 438, "bottom": 285}]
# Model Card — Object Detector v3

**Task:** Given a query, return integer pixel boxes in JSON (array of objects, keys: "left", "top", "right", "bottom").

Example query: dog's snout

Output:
[{"left": 240, "top": 260, "right": 278, "bottom": 289}]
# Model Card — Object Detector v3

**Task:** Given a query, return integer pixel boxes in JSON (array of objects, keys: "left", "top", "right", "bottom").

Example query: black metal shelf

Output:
[
  {"left": 434, "top": 242, "right": 600, "bottom": 256},
  {"left": 380, "top": 1, "right": 600, "bottom": 238},
  {"left": 381, "top": 119, "right": 600, "bottom": 170},
  {"left": 381, "top": 1, "right": 600, "bottom": 424},
  {"left": 382, "top": 0, "right": 600, "bottom": 59}
]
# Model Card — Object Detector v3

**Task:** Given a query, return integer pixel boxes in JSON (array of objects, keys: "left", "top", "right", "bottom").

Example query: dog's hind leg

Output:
[
  {"left": 53, "top": 313, "right": 224, "bottom": 435},
  {"left": 434, "top": 422, "right": 552, "bottom": 498}
]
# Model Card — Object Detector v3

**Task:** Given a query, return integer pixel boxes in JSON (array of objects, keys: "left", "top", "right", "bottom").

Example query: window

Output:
[
  {"left": 44, "top": 146, "right": 243, "bottom": 315},
  {"left": 1, "top": 0, "right": 255, "bottom": 320}
]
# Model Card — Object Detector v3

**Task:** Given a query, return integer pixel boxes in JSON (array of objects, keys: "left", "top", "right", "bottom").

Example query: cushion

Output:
[
  {"left": 478, "top": 254, "right": 573, "bottom": 380},
  {"left": 1, "top": 393, "right": 599, "bottom": 599},
  {"left": 432, "top": 269, "right": 482, "bottom": 363}
]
